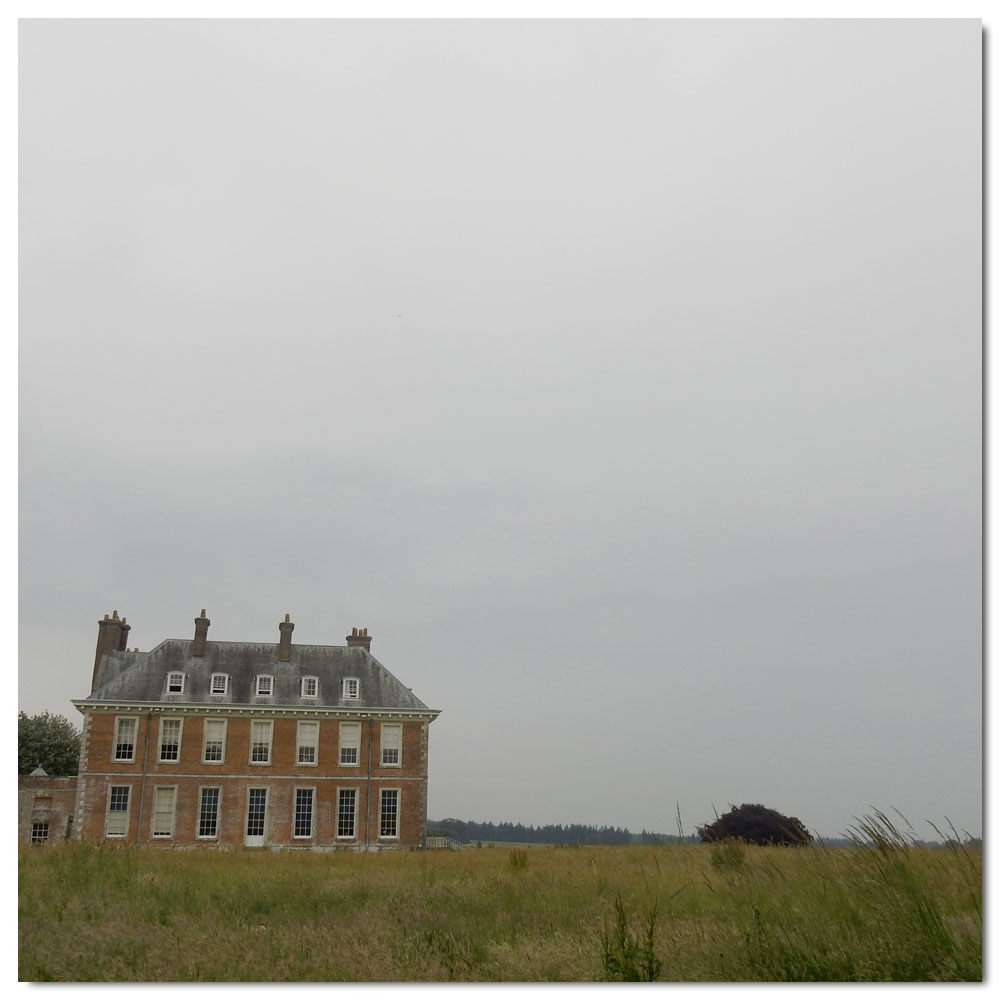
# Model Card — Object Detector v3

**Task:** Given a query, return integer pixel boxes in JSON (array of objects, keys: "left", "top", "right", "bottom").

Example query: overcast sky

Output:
[{"left": 19, "top": 18, "right": 981, "bottom": 839}]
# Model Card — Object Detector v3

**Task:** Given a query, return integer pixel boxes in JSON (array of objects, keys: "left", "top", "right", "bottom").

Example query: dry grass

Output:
[{"left": 18, "top": 827, "right": 981, "bottom": 982}]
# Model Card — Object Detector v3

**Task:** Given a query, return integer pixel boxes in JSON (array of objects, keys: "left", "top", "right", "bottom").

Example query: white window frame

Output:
[
  {"left": 210, "top": 673, "right": 229, "bottom": 695},
  {"left": 293, "top": 786, "right": 315, "bottom": 839},
  {"left": 296, "top": 720, "right": 319, "bottom": 766},
  {"left": 256, "top": 675, "right": 274, "bottom": 697},
  {"left": 166, "top": 672, "right": 185, "bottom": 693},
  {"left": 151, "top": 785, "right": 177, "bottom": 839},
  {"left": 113, "top": 716, "right": 138, "bottom": 762},
  {"left": 158, "top": 717, "right": 183, "bottom": 763},
  {"left": 202, "top": 718, "right": 227, "bottom": 764},
  {"left": 339, "top": 722, "right": 361, "bottom": 766},
  {"left": 380, "top": 723, "right": 402, "bottom": 767},
  {"left": 379, "top": 787, "right": 400, "bottom": 840},
  {"left": 301, "top": 676, "right": 318, "bottom": 698},
  {"left": 105, "top": 784, "right": 132, "bottom": 838},
  {"left": 30, "top": 822, "right": 50, "bottom": 844},
  {"left": 245, "top": 786, "right": 268, "bottom": 840},
  {"left": 249, "top": 720, "right": 274, "bottom": 765},
  {"left": 343, "top": 677, "right": 360, "bottom": 700},
  {"left": 197, "top": 786, "right": 221, "bottom": 840},
  {"left": 337, "top": 787, "right": 357, "bottom": 839}
]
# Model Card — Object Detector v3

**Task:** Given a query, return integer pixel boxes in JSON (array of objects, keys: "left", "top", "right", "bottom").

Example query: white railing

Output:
[{"left": 425, "top": 836, "right": 465, "bottom": 851}]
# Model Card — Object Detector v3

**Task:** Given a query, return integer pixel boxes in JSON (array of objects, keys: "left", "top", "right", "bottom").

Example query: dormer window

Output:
[
  {"left": 343, "top": 677, "right": 360, "bottom": 700},
  {"left": 301, "top": 677, "right": 318, "bottom": 698},
  {"left": 166, "top": 672, "right": 185, "bottom": 693},
  {"left": 256, "top": 675, "right": 273, "bottom": 697},
  {"left": 210, "top": 673, "right": 229, "bottom": 695}
]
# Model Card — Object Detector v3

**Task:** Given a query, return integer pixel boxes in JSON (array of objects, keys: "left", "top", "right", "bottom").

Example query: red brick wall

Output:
[
  {"left": 76, "top": 711, "right": 431, "bottom": 849},
  {"left": 18, "top": 775, "right": 78, "bottom": 844}
]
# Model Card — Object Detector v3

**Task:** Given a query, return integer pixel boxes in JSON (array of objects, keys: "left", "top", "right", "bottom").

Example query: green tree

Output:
[
  {"left": 18, "top": 711, "right": 80, "bottom": 775},
  {"left": 698, "top": 803, "right": 812, "bottom": 846}
]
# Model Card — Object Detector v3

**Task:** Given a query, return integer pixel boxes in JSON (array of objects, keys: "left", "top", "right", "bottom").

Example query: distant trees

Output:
[
  {"left": 18, "top": 711, "right": 80, "bottom": 776},
  {"left": 427, "top": 818, "right": 700, "bottom": 846},
  {"left": 697, "top": 803, "right": 812, "bottom": 847},
  {"left": 430, "top": 818, "right": 634, "bottom": 846}
]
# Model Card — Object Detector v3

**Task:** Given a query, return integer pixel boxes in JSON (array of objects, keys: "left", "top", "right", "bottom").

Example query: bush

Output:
[{"left": 698, "top": 803, "right": 812, "bottom": 847}]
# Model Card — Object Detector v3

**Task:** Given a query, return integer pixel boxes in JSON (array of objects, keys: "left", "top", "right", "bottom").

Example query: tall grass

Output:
[{"left": 19, "top": 820, "right": 981, "bottom": 982}]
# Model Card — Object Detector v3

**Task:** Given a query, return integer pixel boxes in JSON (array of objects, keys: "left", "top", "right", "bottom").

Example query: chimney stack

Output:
[
  {"left": 278, "top": 613, "right": 294, "bottom": 662},
  {"left": 117, "top": 616, "right": 131, "bottom": 651},
  {"left": 192, "top": 609, "right": 210, "bottom": 657},
  {"left": 92, "top": 610, "right": 127, "bottom": 691},
  {"left": 346, "top": 626, "right": 372, "bottom": 652}
]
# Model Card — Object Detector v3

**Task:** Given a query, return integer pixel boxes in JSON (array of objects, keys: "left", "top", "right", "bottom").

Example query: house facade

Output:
[{"left": 70, "top": 610, "right": 440, "bottom": 850}]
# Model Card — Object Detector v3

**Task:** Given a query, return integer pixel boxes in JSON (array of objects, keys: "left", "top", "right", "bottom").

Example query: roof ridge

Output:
[{"left": 160, "top": 638, "right": 357, "bottom": 650}]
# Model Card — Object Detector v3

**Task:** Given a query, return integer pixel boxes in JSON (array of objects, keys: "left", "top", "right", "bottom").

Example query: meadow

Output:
[{"left": 18, "top": 817, "right": 981, "bottom": 982}]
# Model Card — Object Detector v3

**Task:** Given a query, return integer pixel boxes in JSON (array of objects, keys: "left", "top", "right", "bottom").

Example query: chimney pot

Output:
[{"left": 346, "top": 627, "right": 372, "bottom": 651}]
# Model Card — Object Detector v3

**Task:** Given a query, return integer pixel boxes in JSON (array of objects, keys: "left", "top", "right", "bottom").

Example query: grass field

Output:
[{"left": 18, "top": 818, "right": 981, "bottom": 982}]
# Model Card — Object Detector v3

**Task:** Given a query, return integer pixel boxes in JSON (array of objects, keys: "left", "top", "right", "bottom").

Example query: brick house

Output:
[{"left": 70, "top": 610, "right": 440, "bottom": 850}]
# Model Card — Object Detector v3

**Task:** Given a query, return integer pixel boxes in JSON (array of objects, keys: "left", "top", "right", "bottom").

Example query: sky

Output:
[{"left": 18, "top": 18, "right": 982, "bottom": 840}]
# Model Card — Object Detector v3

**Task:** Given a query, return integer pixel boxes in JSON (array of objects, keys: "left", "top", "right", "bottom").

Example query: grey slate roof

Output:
[{"left": 84, "top": 639, "right": 434, "bottom": 713}]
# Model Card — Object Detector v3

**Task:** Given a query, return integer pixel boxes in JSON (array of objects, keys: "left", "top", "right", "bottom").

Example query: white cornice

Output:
[{"left": 70, "top": 700, "right": 441, "bottom": 722}]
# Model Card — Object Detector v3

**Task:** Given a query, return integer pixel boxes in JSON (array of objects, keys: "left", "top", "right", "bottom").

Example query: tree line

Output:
[{"left": 428, "top": 817, "right": 700, "bottom": 846}]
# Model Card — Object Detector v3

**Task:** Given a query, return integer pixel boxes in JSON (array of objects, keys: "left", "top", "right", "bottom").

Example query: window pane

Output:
[
  {"left": 294, "top": 789, "right": 313, "bottom": 837},
  {"left": 339, "top": 723, "right": 360, "bottom": 765},
  {"left": 107, "top": 786, "right": 130, "bottom": 836},
  {"left": 152, "top": 787, "right": 175, "bottom": 837},
  {"left": 247, "top": 789, "right": 267, "bottom": 836},
  {"left": 297, "top": 722, "right": 318, "bottom": 764},
  {"left": 159, "top": 719, "right": 181, "bottom": 761},
  {"left": 382, "top": 724, "right": 401, "bottom": 765},
  {"left": 115, "top": 718, "right": 136, "bottom": 760},
  {"left": 251, "top": 721, "right": 271, "bottom": 763},
  {"left": 203, "top": 719, "right": 225, "bottom": 762},
  {"left": 380, "top": 790, "right": 398, "bottom": 837},
  {"left": 338, "top": 789, "right": 356, "bottom": 838},
  {"left": 199, "top": 788, "right": 220, "bottom": 838}
]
